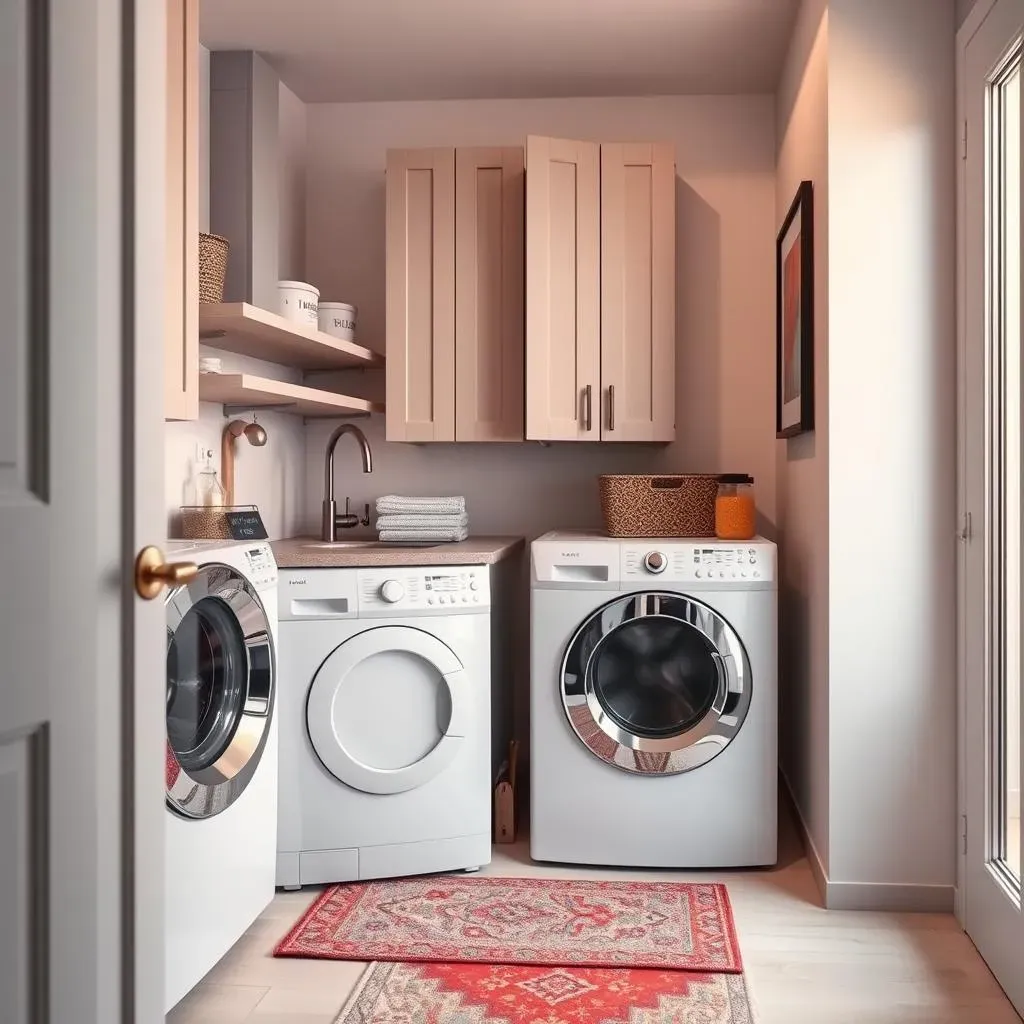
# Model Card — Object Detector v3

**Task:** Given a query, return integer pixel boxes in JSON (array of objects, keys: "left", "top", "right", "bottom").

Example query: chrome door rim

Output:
[
  {"left": 164, "top": 563, "right": 275, "bottom": 819},
  {"left": 560, "top": 591, "right": 751, "bottom": 775}
]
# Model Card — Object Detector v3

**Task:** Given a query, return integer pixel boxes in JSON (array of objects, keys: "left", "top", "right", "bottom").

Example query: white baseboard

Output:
[
  {"left": 823, "top": 879, "right": 954, "bottom": 912},
  {"left": 779, "top": 770, "right": 955, "bottom": 913}
]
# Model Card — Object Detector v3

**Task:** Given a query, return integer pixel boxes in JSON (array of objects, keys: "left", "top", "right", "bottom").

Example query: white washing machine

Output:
[
  {"left": 164, "top": 539, "right": 279, "bottom": 1012},
  {"left": 530, "top": 532, "right": 777, "bottom": 868},
  {"left": 277, "top": 564, "right": 493, "bottom": 887}
]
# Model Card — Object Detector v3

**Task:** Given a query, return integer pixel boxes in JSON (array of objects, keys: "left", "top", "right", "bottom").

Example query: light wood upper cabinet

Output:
[
  {"left": 455, "top": 148, "right": 525, "bottom": 442},
  {"left": 386, "top": 147, "right": 525, "bottom": 442},
  {"left": 525, "top": 136, "right": 676, "bottom": 443},
  {"left": 164, "top": 0, "right": 199, "bottom": 422},
  {"left": 525, "top": 136, "right": 601, "bottom": 441},
  {"left": 386, "top": 148, "right": 456, "bottom": 442},
  {"left": 600, "top": 142, "right": 675, "bottom": 442}
]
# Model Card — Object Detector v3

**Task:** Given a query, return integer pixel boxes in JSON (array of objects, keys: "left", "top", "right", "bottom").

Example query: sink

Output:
[{"left": 300, "top": 540, "right": 393, "bottom": 550}]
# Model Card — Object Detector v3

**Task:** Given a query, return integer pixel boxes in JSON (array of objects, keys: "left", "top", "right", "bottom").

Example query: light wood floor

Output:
[{"left": 168, "top": 804, "right": 1022, "bottom": 1023}]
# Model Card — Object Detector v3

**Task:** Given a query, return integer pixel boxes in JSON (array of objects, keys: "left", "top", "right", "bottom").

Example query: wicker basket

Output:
[
  {"left": 598, "top": 474, "right": 718, "bottom": 538},
  {"left": 179, "top": 504, "right": 256, "bottom": 540},
  {"left": 198, "top": 232, "right": 230, "bottom": 304}
]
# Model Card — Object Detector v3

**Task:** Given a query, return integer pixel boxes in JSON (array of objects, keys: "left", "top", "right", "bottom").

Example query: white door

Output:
[
  {"left": 961, "top": 0, "right": 1024, "bottom": 1011},
  {"left": 0, "top": 1, "right": 167, "bottom": 1021}
]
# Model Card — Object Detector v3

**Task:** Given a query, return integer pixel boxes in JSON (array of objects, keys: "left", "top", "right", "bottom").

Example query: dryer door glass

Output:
[
  {"left": 306, "top": 625, "right": 469, "bottom": 796},
  {"left": 592, "top": 616, "right": 719, "bottom": 739},
  {"left": 166, "top": 596, "right": 247, "bottom": 771},
  {"left": 164, "top": 563, "right": 275, "bottom": 819},
  {"left": 561, "top": 592, "right": 750, "bottom": 775}
]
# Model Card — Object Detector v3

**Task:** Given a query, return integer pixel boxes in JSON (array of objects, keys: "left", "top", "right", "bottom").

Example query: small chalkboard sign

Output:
[{"left": 224, "top": 509, "right": 268, "bottom": 541}]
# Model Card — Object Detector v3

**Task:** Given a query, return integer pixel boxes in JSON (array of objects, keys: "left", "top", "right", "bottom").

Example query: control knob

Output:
[
  {"left": 643, "top": 551, "right": 667, "bottom": 574},
  {"left": 379, "top": 579, "right": 405, "bottom": 604}
]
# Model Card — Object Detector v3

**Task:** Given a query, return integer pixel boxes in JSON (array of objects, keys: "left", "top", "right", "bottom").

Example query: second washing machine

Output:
[
  {"left": 276, "top": 564, "right": 494, "bottom": 886},
  {"left": 530, "top": 532, "right": 778, "bottom": 868}
]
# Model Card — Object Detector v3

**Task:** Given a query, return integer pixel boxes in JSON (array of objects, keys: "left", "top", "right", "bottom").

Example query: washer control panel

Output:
[
  {"left": 358, "top": 565, "right": 491, "bottom": 615},
  {"left": 622, "top": 542, "right": 775, "bottom": 584},
  {"left": 241, "top": 543, "right": 278, "bottom": 588}
]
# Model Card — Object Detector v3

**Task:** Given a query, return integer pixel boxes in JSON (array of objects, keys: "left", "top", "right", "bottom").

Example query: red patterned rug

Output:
[
  {"left": 275, "top": 876, "right": 742, "bottom": 972},
  {"left": 335, "top": 961, "right": 754, "bottom": 1023}
]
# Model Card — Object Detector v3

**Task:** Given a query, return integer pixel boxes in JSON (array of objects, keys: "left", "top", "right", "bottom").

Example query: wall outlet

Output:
[{"left": 194, "top": 442, "right": 214, "bottom": 465}]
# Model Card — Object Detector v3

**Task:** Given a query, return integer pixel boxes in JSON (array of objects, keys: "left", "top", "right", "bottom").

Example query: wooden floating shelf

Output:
[
  {"left": 199, "top": 302, "right": 384, "bottom": 371},
  {"left": 198, "top": 373, "right": 385, "bottom": 418}
]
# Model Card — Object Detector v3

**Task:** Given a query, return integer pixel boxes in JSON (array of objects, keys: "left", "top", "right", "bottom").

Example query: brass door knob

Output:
[{"left": 134, "top": 545, "right": 199, "bottom": 600}]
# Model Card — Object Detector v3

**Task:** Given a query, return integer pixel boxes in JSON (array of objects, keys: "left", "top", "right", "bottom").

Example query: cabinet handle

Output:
[
  {"left": 583, "top": 384, "right": 592, "bottom": 432},
  {"left": 608, "top": 385, "right": 615, "bottom": 432}
]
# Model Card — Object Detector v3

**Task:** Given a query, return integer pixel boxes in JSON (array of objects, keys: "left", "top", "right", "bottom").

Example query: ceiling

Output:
[{"left": 200, "top": 0, "right": 801, "bottom": 103}]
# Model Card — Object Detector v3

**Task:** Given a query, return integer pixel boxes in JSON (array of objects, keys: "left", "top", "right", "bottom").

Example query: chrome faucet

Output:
[{"left": 321, "top": 423, "right": 373, "bottom": 541}]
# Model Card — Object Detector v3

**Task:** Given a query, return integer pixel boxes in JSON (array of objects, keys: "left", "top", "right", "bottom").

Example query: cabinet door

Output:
[
  {"left": 164, "top": 0, "right": 199, "bottom": 421},
  {"left": 455, "top": 148, "right": 525, "bottom": 442},
  {"left": 600, "top": 143, "right": 675, "bottom": 442},
  {"left": 525, "top": 136, "right": 600, "bottom": 441},
  {"left": 386, "top": 149, "right": 456, "bottom": 442}
]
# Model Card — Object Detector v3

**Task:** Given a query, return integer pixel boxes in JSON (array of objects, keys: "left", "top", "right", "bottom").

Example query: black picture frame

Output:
[{"left": 776, "top": 180, "right": 814, "bottom": 438}]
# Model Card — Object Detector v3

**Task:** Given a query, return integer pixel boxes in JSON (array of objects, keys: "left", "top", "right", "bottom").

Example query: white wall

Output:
[
  {"left": 826, "top": 0, "right": 956, "bottom": 901},
  {"left": 301, "top": 96, "right": 777, "bottom": 541},
  {"left": 775, "top": 0, "right": 831, "bottom": 879}
]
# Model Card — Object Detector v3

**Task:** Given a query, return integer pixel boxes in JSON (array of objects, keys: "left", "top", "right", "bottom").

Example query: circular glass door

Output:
[
  {"left": 306, "top": 626, "right": 469, "bottom": 795},
  {"left": 165, "top": 563, "right": 275, "bottom": 819},
  {"left": 561, "top": 592, "right": 750, "bottom": 775}
]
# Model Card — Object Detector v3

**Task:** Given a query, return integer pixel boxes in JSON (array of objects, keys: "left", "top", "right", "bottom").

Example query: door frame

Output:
[
  {"left": 955, "top": 0, "right": 993, "bottom": 930},
  {"left": 956, "top": 0, "right": 1020, "bottom": 931},
  {"left": 126, "top": 0, "right": 170, "bottom": 1017}
]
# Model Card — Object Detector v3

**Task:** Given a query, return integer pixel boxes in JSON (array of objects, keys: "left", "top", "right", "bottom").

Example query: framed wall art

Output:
[{"left": 776, "top": 180, "right": 814, "bottom": 438}]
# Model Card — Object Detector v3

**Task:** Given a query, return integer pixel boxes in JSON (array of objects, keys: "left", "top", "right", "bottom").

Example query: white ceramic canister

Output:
[
  {"left": 278, "top": 280, "right": 320, "bottom": 326},
  {"left": 318, "top": 302, "right": 358, "bottom": 341}
]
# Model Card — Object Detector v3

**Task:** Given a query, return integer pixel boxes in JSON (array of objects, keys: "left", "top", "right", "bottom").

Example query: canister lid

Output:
[{"left": 718, "top": 473, "right": 753, "bottom": 484}]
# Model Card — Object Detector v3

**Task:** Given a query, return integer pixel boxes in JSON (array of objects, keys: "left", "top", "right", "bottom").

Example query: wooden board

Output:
[
  {"left": 198, "top": 372, "right": 384, "bottom": 417},
  {"left": 199, "top": 302, "right": 383, "bottom": 370}
]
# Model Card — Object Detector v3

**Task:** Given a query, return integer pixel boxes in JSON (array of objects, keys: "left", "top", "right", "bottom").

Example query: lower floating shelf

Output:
[{"left": 198, "top": 373, "right": 384, "bottom": 418}]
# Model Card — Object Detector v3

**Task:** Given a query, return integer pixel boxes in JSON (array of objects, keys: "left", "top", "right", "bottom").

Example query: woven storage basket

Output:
[
  {"left": 198, "top": 232, "right": 230, "bottom": 304},
  {"left": 598, "top": 474, "right": 718, "bottom": 538},
  {"left": 179, "top": 504, "right": 256, "bottom": 540}
]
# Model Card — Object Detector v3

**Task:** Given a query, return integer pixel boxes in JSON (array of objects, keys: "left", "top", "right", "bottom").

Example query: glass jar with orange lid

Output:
[{"left": 715, "top": 474, "right": 756, "bottom": 540}]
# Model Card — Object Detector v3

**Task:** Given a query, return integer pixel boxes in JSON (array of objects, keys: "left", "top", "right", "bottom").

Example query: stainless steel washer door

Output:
[
  {"left": 164, "top": 563, "right": 275, "bottom": 818},
  {"left": 561, "top": 592, "right": 750, "bottom": 775}
]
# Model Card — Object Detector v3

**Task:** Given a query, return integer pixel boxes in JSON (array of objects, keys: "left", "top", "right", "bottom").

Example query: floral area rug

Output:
[
  {"left": 334, "top": 961, "right": 755, "bottom": 1024},
  {"left": 275, "top": 875, "right": 742, "bottom": 972}
]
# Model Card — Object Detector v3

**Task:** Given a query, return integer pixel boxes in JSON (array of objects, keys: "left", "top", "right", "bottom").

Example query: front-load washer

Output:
[
  {"left": 163, "top": 539, "right": 278, "bottom": 1012},
  {"left": 530, "top": 531, "right": 777, "bottom": 868},
  {"left": 277, "top": 564, "right": 493, "bottom": 887}
]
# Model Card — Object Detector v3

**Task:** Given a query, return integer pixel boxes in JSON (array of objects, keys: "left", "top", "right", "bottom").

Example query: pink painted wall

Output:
[
  {"left": 299, "top": 95, "right": 778, "bottom": 541},
  {"left": 775, "top": 0, "right": 830, "bottom": 880}
]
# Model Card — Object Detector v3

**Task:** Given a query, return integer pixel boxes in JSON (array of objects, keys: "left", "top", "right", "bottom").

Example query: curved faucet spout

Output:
[{"left": 322, "top": 423, "right": 373, "bottom": 541}]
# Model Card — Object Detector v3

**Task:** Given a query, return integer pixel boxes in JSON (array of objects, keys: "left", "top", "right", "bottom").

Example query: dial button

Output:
[
  {"left": 644, "top": 551, "right": 667, "bottom": 574},
  {"left": 379, "top": 579, "right": 405, "bottom": 604}
]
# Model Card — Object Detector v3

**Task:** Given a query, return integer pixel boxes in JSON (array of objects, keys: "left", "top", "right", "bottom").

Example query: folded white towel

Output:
[
  {"left": 376, "top": 513, "right": 469, "bottom": 531},
  {"left": 376, "top": 495, "right": 466, "bottom": 516},
  {"left": 378, "top": 526, "right": 469, "bottom": 544}
]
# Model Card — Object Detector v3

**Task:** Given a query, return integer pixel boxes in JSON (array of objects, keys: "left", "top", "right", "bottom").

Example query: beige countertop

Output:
[{"left": 271, "top": 535, "right": 525, "bottom": 569}]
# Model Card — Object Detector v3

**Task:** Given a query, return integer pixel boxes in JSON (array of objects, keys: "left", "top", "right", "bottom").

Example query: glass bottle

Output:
[
  {"left": 193, "top": 455, "right": 227, "bottom": 507},
  {"left": 715, "top": 474, "right": 756, "bottom": 540}
]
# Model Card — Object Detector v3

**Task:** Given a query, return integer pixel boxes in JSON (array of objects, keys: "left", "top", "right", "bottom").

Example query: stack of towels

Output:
[{"left": 376, "top": 495, "right": 469, "bottom": 544}]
